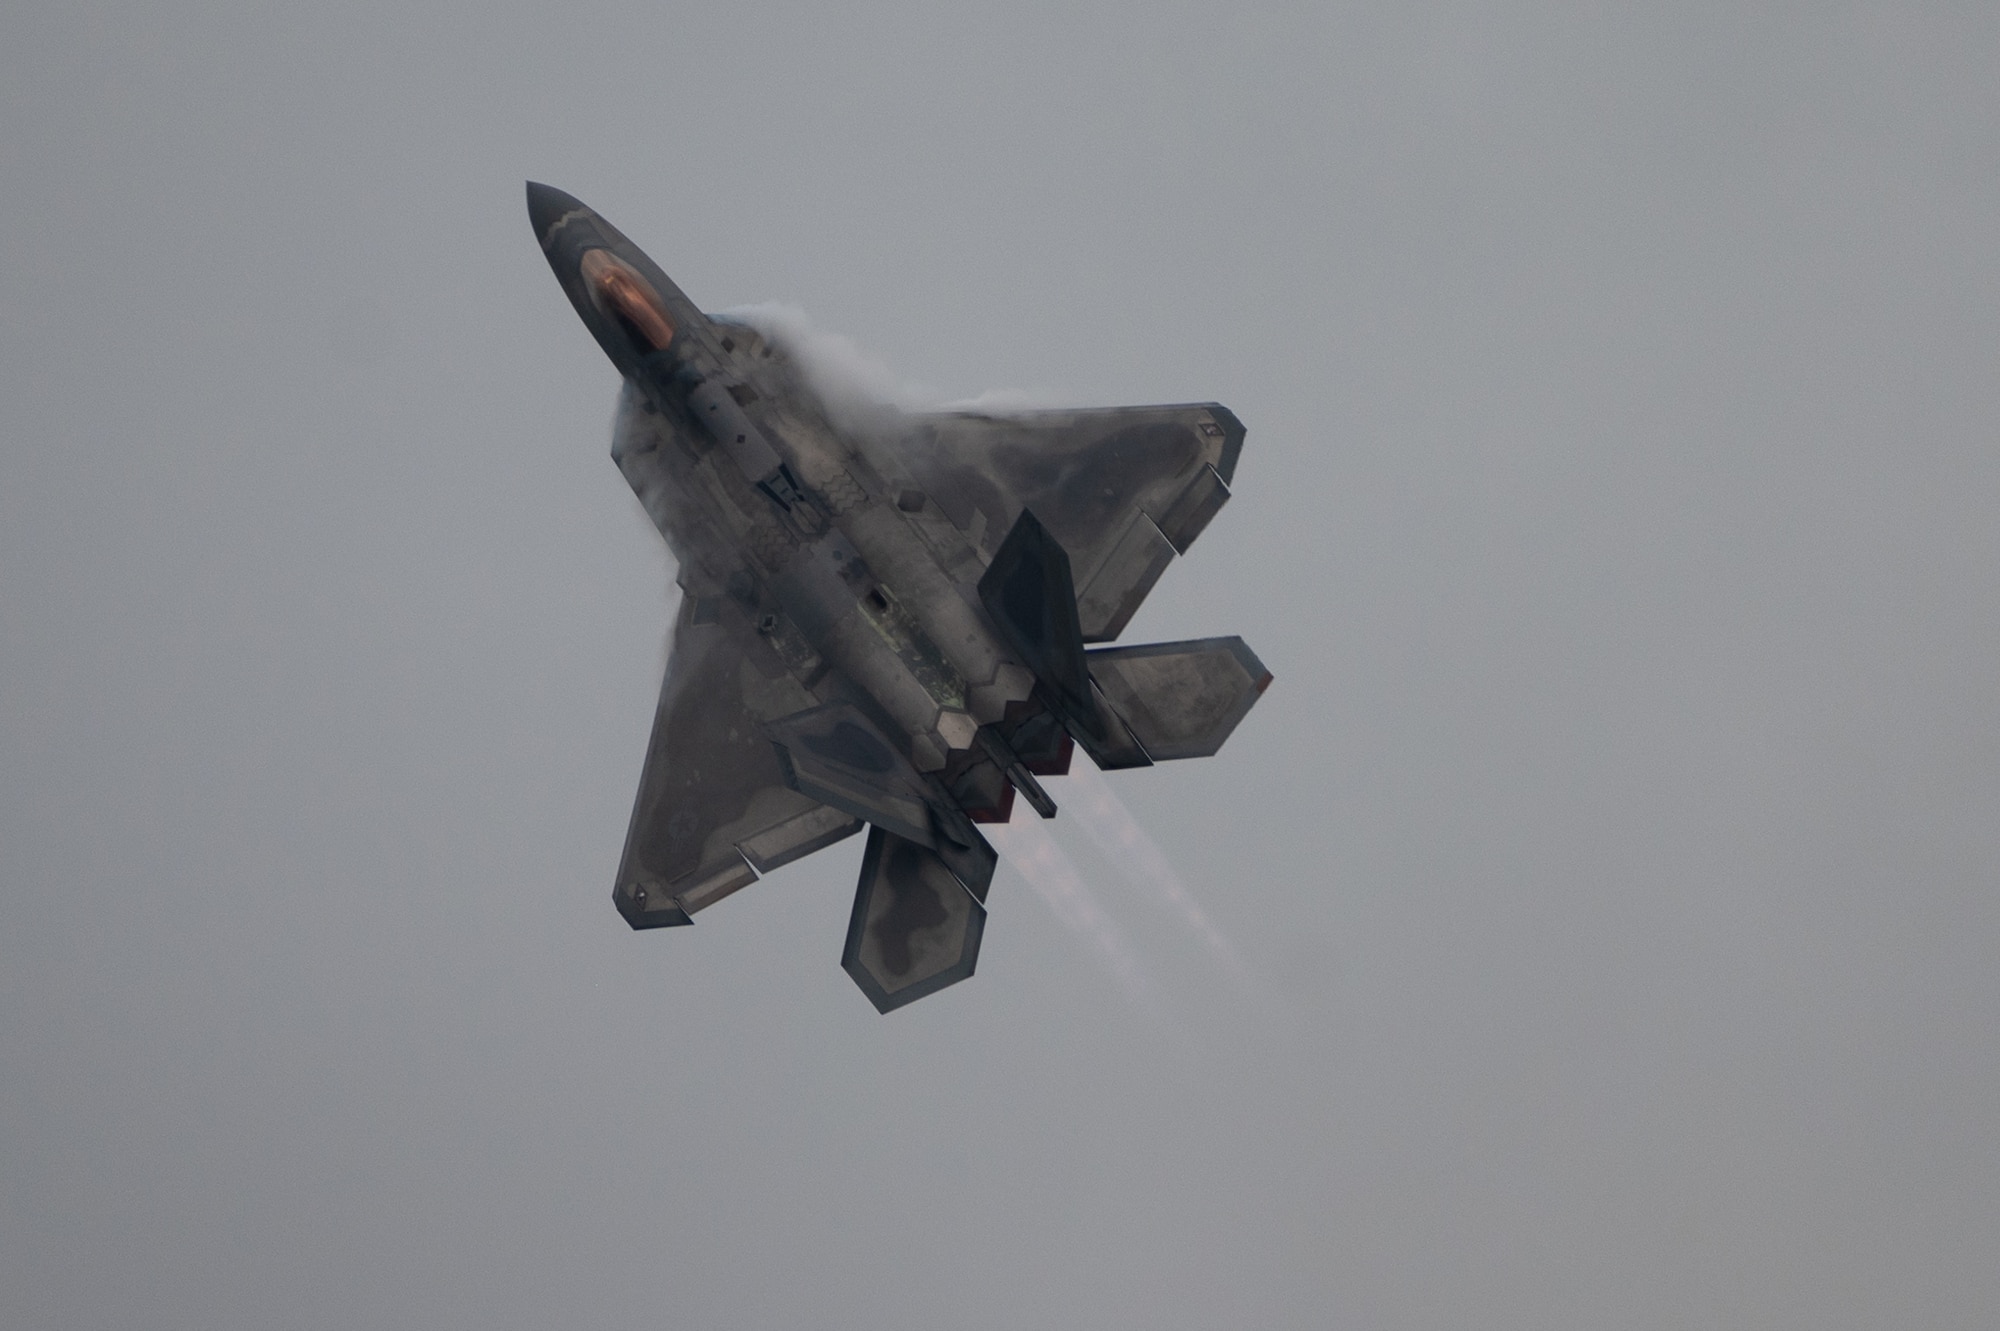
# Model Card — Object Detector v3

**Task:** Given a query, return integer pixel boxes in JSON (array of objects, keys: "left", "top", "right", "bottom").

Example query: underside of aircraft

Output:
[{"left": 528, "top": 183, "right": 1271, "bottom": 1011}]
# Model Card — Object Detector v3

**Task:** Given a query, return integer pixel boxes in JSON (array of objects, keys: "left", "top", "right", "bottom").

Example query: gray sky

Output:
[{"left": 4, "top": 3, "right": 1997, "bottom": 1327}]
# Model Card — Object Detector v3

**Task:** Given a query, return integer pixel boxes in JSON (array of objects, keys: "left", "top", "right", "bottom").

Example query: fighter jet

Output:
[{"left": 527, "top": 182, "right": 1271, "bottom": 1012}]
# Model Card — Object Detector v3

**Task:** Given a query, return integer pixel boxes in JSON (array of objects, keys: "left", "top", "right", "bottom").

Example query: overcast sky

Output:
[{"left": 4, "top": 4, "right": 1998, "bottom": 1328}]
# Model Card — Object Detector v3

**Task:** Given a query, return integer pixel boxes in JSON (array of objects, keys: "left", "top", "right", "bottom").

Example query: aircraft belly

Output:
[
  {"left": 837, "top": 504, "right": 1022, "bottom": 715},
  {"left": 612, "top": 387, "right": 770, "bottom": 594},
  {"left": 817, "top": 613, "right": 953, "bottom": 769},
  {"left": 771, "top": 532, "right": 984, "bottom": 773},
  {"left": 533, "top": 184, "right": 1265, "bottom": 1016}
]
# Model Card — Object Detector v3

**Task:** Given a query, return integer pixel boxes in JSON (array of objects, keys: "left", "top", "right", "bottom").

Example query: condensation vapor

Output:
[
  {"left": 1058, "top": 761, "right": 1254, "bottom": 989},
  {"left": 719, "top": 302, "right": 1061, "bottom": 423},
  {"left": 987, "top": 817, "right": 1154, "bottom": 1009},
  {"left": 719, "top": 302, "right": 937, "bottom": 423}
]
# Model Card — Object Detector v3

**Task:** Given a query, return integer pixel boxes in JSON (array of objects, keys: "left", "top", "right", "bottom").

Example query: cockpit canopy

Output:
[{"left": 580, "top": 248, "right": 675, "bottom": 353}]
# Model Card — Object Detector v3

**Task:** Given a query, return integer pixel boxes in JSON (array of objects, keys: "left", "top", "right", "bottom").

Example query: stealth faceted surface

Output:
[
  {"left": 1086, "top": 637, "right": 1273, "bottom": 762},
  {"left": 532, "top": 184, "right": 1262, "bottom": 1015},
  {"left": 842, "top": 827, "right": 987, "bottom": 1013},
  {"left": 7, "top": 8, "right": 2000, "bottom": 1331}
]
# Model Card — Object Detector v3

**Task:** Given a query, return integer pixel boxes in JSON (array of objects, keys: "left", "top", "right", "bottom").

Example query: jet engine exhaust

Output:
[
  {"left": 987, "top": 817, "right": 1152, "bottom": 1009},
  {"left": 1062, "top": 760, "right": 1251, "bottom": 986}
]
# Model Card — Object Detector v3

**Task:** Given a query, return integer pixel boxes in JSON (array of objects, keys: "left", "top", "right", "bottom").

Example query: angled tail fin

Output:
[
  {"left": 1086, "top": 637, "right": 1272, "bottom": 761},
  {"left": 977, "top": 508, "right": 1100, "bottom": 738},
  {"left": 977, "top": 509, "right": 1271, "bottom": 770},
  {"left": 842, "top": 827, "right": 988, "bottom": 1013}
]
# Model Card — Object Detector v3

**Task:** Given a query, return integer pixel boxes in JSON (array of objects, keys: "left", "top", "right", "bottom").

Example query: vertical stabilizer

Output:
[{"left": 976, "top": 509, "right": 1099, "bottom": 738}]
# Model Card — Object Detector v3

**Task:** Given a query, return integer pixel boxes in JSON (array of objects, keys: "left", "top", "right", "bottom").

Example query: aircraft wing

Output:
[
  {"left": 892, "top": 403, "right": 1244, "bottom": 641},
  {"left": 613, "top": 596, "right": 863, "bottom": 928}
]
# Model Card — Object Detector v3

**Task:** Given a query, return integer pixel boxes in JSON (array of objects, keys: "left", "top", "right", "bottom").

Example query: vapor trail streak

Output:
[
  {"left": 987, "top": 817, "right": 1152, "bottom": 1006},
  {"left": 1060, "top": 761, "right": 1251, "bottom": 984}
]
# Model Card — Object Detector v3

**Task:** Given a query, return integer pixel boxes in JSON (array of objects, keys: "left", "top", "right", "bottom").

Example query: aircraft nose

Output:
[{"left": 525, "top": 181, "right": 588, "bottom": 246}]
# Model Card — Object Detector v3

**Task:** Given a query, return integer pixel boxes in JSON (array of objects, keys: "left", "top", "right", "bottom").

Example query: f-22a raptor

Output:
[{"left": 528, "top": 183, "right": 1271, "bottom": 1012}]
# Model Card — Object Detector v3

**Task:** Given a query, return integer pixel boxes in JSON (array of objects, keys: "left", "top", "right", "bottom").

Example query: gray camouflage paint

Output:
[{"left": 528, "top": 183, "right": 1269, "bottom": 1010}]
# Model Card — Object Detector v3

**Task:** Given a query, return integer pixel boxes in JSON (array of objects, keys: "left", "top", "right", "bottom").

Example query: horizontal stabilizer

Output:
[
  {"left": 842, "top": 827, "right": 988, "bottom": 1013},
  {"left": 928, "top": 810, "right": 999, "bottom": 904},
  {"left": 1086, "top": 637, "right": 1272, "bottom": 761}
]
